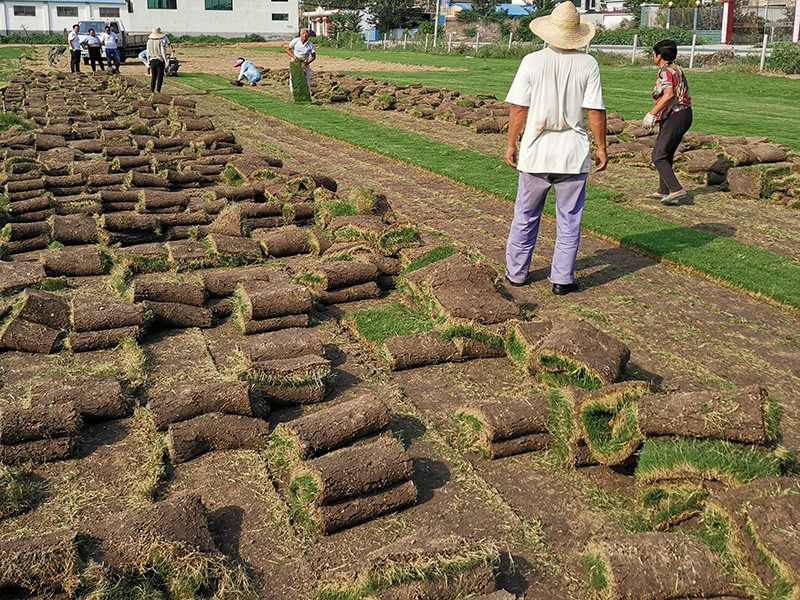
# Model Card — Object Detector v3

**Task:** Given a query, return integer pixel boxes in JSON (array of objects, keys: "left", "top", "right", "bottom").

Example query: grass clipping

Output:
[{"left": 315, "top": 536, "right": 499, "bottom": 600}]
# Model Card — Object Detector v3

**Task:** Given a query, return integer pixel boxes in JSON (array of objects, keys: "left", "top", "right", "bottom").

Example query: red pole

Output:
[
  {"left": 793, "top": 0, "right": 800, "bottom": 42},
  {"left": 721, "top": 0, "right": 735, "bottom": 44}
]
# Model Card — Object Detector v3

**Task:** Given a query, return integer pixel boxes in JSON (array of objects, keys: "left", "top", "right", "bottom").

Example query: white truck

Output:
[{"left": 77, "top": 20, "right": 149, "bottom": 64}]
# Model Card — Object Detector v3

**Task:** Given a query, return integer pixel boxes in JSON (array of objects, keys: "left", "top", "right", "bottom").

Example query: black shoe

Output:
[
  {"left": 504, "top": 275, "right": 528, "bottom": 287},
  {"left": 552, "top": 282, "right": 579, "bottom": 295}
]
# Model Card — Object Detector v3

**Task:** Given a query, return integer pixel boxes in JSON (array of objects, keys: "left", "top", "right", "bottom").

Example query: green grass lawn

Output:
[
  {"left": 0, "top": 46, "right": 28, "bottom": 82},
  {"left": 252, "top": 46, "right": 800, "bottom": 149},
  {"left": 182, "top": 73, "right": 800, "bottom": 308}
]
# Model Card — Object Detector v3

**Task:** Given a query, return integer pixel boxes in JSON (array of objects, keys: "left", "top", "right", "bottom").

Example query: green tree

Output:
[
  {"left": 365, "top": 0, "right": 424, "bottom": 34},
  {"left": 470, "top": 0, "right": 499, "bottom": 19}
]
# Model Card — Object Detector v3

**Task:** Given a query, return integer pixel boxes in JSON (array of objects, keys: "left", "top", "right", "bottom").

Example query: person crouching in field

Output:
[
  {"left": 643, "top": 39, "right": 693, "bottom": 206},
  {"left": 286, "top": 28, "right": 316, "bottom": 92},
  {"left": 146, "top": 27, "right": 168, "bottom": 93},
  {"left": 232, "top": 58, "right": 261, "bottom": 86},
  {"left": 503, "top": 1, "right": 607, "bottom": 295}
]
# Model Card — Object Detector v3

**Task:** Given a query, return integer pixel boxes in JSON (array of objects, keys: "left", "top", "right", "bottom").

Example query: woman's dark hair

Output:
[{"left": 653, "top": 39, "right": 678, "bottom": 62}]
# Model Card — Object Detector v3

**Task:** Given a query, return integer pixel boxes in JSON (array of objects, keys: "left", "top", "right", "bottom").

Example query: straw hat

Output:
[
  {"left": 234, "top": 58, "right": 244, "bottom": 67},
  {"left": 529, "top": 1, "right": 596, "bottom": 50},
  {"left": 148, "top": 27, "right": 164, "bottom": 40}
]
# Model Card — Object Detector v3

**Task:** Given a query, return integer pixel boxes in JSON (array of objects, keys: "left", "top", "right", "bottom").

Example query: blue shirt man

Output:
[{"left": 234, "top": 58, "right": 261, "bottom": 86}]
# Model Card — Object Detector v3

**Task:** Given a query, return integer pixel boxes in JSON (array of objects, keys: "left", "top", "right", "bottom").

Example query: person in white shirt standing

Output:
[
  {"left": 67, "top": 24, "right": 82, "bottom": 73},
  {"left": 101, "top": 26, "right": 120, "bottom": 72},
  {"left": 503, "top": 1, "right": 608, "bottom": 295},
  {"left": 285, "top": 28, "right": 316, "bottom": 92}
]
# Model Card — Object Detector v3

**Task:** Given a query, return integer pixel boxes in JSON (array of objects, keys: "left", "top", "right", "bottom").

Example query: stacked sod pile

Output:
[
  {"left": 0, "top": 494, "right": 253, "bottom": 597},
  {"left": 231, "top": 279, "right": 313, "bottom": 334},
  {"left": 267, "top": 394, "right": 418, "bottom": 535}
]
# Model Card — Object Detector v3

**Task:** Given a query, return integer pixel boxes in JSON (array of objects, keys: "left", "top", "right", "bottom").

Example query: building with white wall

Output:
[{"left": 0, "top": 0, "right": 300, "bottom": 38}]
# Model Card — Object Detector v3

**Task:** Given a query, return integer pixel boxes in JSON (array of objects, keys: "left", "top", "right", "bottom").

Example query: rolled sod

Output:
[
  {"left": 206, "top": 234, "right": 264, "bottom": 261},
  {"left": 87, "top": 173, "right": 126, "bottom": 188},
  {"left": 15, "top": 288, "right": 70, "bottom": 329},
  {"left": 5, "top": 177, "right": 44, "bottom": 193},
  {"left": 201, "top": 265, "right": 272, "bottom": 297},
  {"left": 0, "top": 402, "right": 80, "bottom": 445},
  {"left": 31, "top": 375, "right": 126, "bottom": 421},
  {"left": 578, "top": 380, "right": 651, "bottom": 466},
  {"left": 7, "top": 192, "right": 49, "bottom": 208},
  {"left": 234, "top": 281, "right": 312, "bottom": 320},
  {"left": 403, "top": 254, "right": 519, "bottom": 325},
  {"left": 50, "top": 214, "right": 99, "bottom": 245},
  {"left": 317, "top": 281, "right": 381, "bottom": 304},
  {"left": 158, "top": 212, "right": 210, "bottom": 227},
  {"left": 300, "top": 260, "right": 378, "bottom": 291},
  {"left": 317, "top": 535, "right": 498, "bottom": 597},
  {"left": 535, "top": 320, "right": 631, "bottom": 387},
  {"left": 0, "top": 436, "right": 73, "bottom": 465},
  {"left": 239, "top": 313, "right": 310, "bottom": 335},
  {"left": 132, "top": 276, "right": 206, "bottom": 306},
  {"left": 80, "top": 492, "right": 218, "bottom": 572},
  {"left": 66, "top": 325, "right": 140, "bottom": 352},
  {"left": 583, "top": 533, "right": 742, "bottom": 600},
  {"left": 167, "top": 412, "right": 270, "bottom": 464},
  {"left": 0, "top": 261, "right": 46, "bottom": 294},
  {"left": 214, "top": 186, "right": 257, "bottom": 202},
  {"left": 0, "top": 317, "right": 63, "bottom": 353},
  {"left": 745, "top": 493, "right": 800, "bottom": 592},
  {"left": 253, "top": 225, "right": 311, "bottom": 257},
  {"left": 257, "top": 381, "right": 325, "bottom": 404},
  {"left": 276, "top": 395, "right": 390, "bottom": 460},
  {"left": 330, "top": 214, "right": 387, "bottom": 242},
  {"left": 455, "top": 395, "right": 549, "bottom": 459},
  {"left": 456, "top": 336, "right": 507, "bottom": 360},
  {"left": 148, "top": 381, "right": 257, "bottom": 429},
  {"left": 1, "top": 221, "right": 49, "bottom": 241},
  {"left": 166, "top": 239, "right": 218, "bottom": 268},
  {"left": 5, "top": 234, "right": 49, "bottom": 254},
  {"left": 235, "top": 327, "right": 323, "bottom": 362},
  {"left": 634, "top": 437, "right": 783, "bottom": 486},
  {"left": 0, "top": 529, "right": 81, "bottom": 593},
  {"left": 100, "top": 212, "right": 160, "bottom": 234},
  {"left": 637, "top": 386, "right": 773, "bottom": 445},
  {"left": 101, "top": 189, "right": 142, "bottom": 204},
  {"left": 41, "top": 246, "right": 109, "bottom": 276},
  {"left": 44, "top": 174, "right": 84, "bottom": 188},
  {"left": 70, "top": 297, "right": 146, "bottom": 332},
  {"left": 383, "top": 332, "right": 458, "bottom": 371},
  {"left": 208, "top": 207, "right": 246, "bottom": 237},
  {"left": 243, "top": 354, "right": 332, "bottom": 387},
  {"left": 145, "top": 301, "right": 213, "bottom": 328},
  {"left": 247, "top": 218, "right": 284, "bottom": 232}
]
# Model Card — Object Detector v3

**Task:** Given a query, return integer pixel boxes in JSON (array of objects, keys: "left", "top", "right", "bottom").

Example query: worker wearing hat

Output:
[
  {"left": 503, "top": 1, "right": 608, "bottom": 295},
  {"left": 233, "top": 58, "right": 261, "bottom": 87}
]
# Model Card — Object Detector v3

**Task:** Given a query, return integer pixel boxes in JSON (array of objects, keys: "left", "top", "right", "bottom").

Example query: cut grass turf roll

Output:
[
  {"left": 235, "top": 327, "right": 323, "bottom": 362},
  {"left": 30, "top": 375, "right": 126, "bottom": 421},
  {"left": 253, "top": 225, "right": 311, "bottom": 257},
  {"left": 206, "top": 233, "right": 264, "bottom": 262},
  {"left": 383, "top": 331, "right": 458, "bottom": 371},
  {"left": 41, "top": 245, "right": 110, "bottom": 276},
  {"left": 290, "top": 434, "right": 411, "bottom": 506},
  {"left": 0, "top": 261, "right": 46, "bottom": 294},
  {"left": 167, "top": 412, "right": 270, "bottom": 464},
  {"left": 148, "top": 381, "right": 259, "bottom": 430},
  {"left": 506, "top": 321, "right": 554, "bottom": 372},
  {"left": 257, "top": 381, "right": 324, "bottom": 404},
  {"left": 233, "top": 281, "right": 312, "bottom": 320},
  {"left": 639, "top": 484, "right": 710, "bottom": 531},
  {"left": 241, "top": 354, "right": 332, "bottom": 389},
  {"left": 296, "top": 260, "right": 378, "bottom": 291},
  {"left": 66, "top": 326, "right": 140, "bottom": 352},
  {"left": 583, "top": 532, "right": 742, "bottom": 600},
  {"left": 131, "top": 276, "right": 206, "bottom": 306},
  {"left": 0, "top": 529, "right": 82, "bottom": 594},
  {"left": 234, "top": 312, "right": 310, "bottom": 335},
  {"left": 0, "top": 437, "right": 73, "bottom": 465},
  {"left": 316, "top": 535, "right": 499, "bottom": 599},
  {"left": 13, "top": 288, "right": 70, "bottom": 329},
  {"left": 316, "top": 281, "right": 381, "bottom": 304},
  {"left": 535, "top": 320, "right": 630, "bottom": 389},
  {"left": 0, "top": 316, "right": 63, "bottom": 353},
  {"left": 635, "top": 437, "right": 784, "bottom": 486},
  {"left": 70, "top": 297, "right": 146, "bottom": 332},
  {"left": 637, "top": 386, "right": 776, "bottom": 445},
  {"left": 744, "top": 492, "right": 800, "bottom": 594},
  {"left": 546, "top": 388, "right": 598, "bottom": 468},
  {"left": 145, "top": 301, "right": 213, "bottom": 328},
  {"left": 0, "top": 400, "right": 80, "bottom": 445},
  {"left": 275, "top": 394, "right": 390, "bottom": 460},
  {"left": 201, "top": 265, "right": 272, "bottom": 296},
  {"left": 579, "top": 381, "right": 651, "bottom": 466},
  {"left": 454, "top": 395, "right": 550, "bottom": 459},
  {"left": 50, "top": 214, "right": 99, "bottom": 245}
]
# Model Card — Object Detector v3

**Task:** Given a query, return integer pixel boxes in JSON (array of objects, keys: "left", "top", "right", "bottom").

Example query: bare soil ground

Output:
[{"left": 2, "top": 50, "right": 798, "bottom": 599}]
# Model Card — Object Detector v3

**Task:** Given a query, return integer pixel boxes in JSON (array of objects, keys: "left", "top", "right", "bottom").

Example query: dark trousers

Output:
[
  {"left": 149, "top": 59, "right": 165, "bottom": 93},
  {"left": 652, "top": 107, "right": 693, "bottom": 194},
  {"left": 70, "top": 49, "right": 81, "bottom": 73},
  {"left": 88, "top": 47, "right": 104, "bottom": 71}
]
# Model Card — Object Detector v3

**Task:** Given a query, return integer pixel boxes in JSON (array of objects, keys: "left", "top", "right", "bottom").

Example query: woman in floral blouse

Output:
[{"left": 643, "top": 39, "right": 693, "bottom": 205}]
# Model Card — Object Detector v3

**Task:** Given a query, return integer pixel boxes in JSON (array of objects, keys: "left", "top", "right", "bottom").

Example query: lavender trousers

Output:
[{"left": 505, "top": 171, "right": 588, "bottom": 286}]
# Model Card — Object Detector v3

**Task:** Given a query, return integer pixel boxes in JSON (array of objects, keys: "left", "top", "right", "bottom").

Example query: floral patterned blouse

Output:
[{"left": 652, "top": 62, "right": 691, "bottom": 121}]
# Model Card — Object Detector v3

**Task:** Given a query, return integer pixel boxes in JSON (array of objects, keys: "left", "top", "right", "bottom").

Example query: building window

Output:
[
  {"left": 99, "top": 7, "right": 120, "bottom": 16},
  {"left": 57, "top": 6, "right": 78, "bottom": 16},
  {"left": 205, "top": 0, "right": 232, "bottom": 9},
  {"left": 273, "top": 0, "right": 288, "bottom": 2},
  {"left": 13, "top": 5, "right": 35, "bottom": 15},
  {"left": 272, "top": 12, "right": 289, "bottom": 20},
  {"left": 147, "top": 0, "right": 177, "bottom": 8}
]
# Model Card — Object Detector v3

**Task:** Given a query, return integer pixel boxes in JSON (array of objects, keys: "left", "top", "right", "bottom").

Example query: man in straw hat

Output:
[{"left": 504, "top": 1, "right": 607, "bottom": 295}]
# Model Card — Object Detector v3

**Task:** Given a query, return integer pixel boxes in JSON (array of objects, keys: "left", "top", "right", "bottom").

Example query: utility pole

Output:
[{"left": 433, "top": 0, "right": 441, "bottom": 48}]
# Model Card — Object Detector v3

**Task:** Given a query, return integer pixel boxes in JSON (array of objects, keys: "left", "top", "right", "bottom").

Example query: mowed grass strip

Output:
[{"left": 182, "top": 74, "right": 800, "bottom": 308}]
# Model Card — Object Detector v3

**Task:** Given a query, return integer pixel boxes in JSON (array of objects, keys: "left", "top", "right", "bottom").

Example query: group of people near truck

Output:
[
  {"left": 66, "top": 24, "right": 121, "bottom": 73},
  {"left": 63, "top": 11, "right": 690, "bottom": 293}
]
